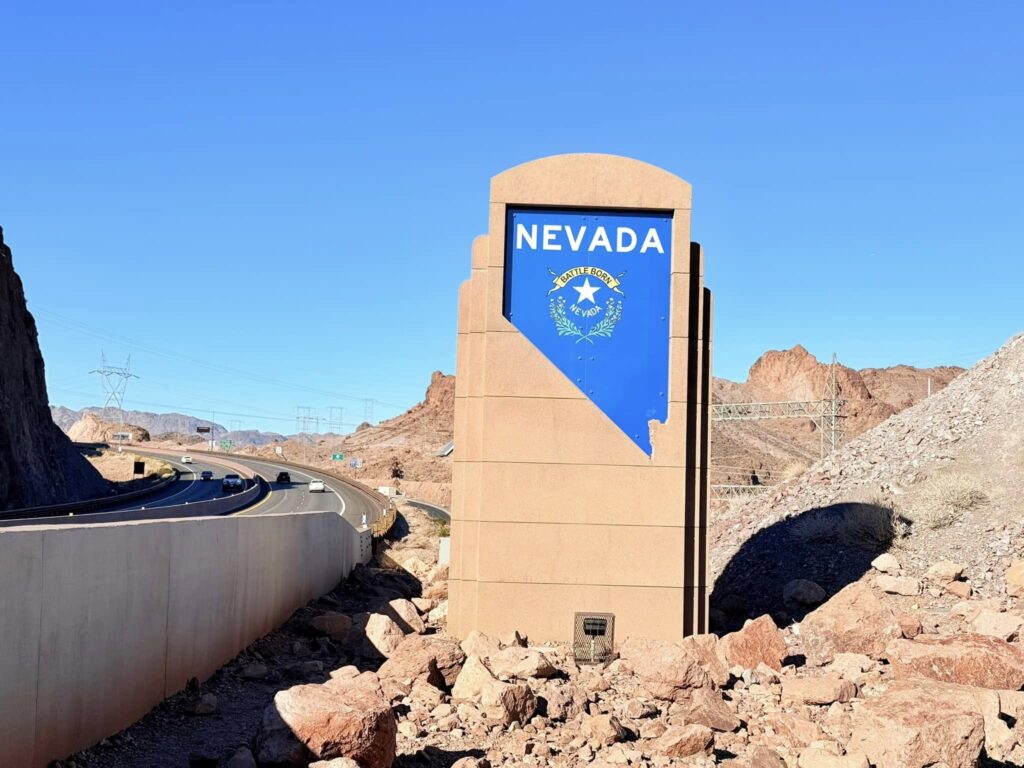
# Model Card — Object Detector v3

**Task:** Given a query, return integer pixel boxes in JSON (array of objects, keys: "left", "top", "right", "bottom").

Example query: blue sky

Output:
[{"left": 2, "top": 2, "right": 1021, "bottom": 434}]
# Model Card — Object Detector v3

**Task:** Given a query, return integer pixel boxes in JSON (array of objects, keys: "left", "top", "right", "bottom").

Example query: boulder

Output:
[
  {"left": 544, "top": 683, "right": 586, "bottom": 722},
  {"left": 411, "top": 597, "right": 433, "bottom": 613},
  {"left": 582, "top": 714, "right": 629, "bottom": 747},
  {"left": 376, "top": 642, "right": 445, "bottom": 694},
  {"left": 427, "top": 600, "right": 448, "bottom": 624},
  {"left": 884, "top": 634, "right": 1024, "bottom": 688},
  {"left": 799, "top": 582, "right": 900, "bottom": 664},
  {"left": 946, "top": 581, "right": 973, "bottom": 599},
  {"left": 875, "top": 574, "right": 921, "bottom": 596},
  {"left": 926, "top": 561, "right": 965, "bottom": 583},
  {"left": 747, "top": 746, "right": 788, "bottom": 768},
  {"left": 783, "top": 579, "right": 827, "bottom": 610},
  {"left": 308, "top": 612, "right": 353, "bottom": 641},
  {"left": 972, "top": 609, "right": 1024, "bottom": 641},
  {"left": 487, "top": 647, "right": 556, "bottom": 680},
  {"left": 847, "top": 680, "right": 985, "bottom": 768},
  {"left": 760, "top": 713, "right": 825, "bottom": 749},
  {"left": 450, "top": 655, "right": 536, "bottom": 725},
  {"left": 357, "top": 613, "right": 407, "bottom": 659},
  {"left": 272, "top": 671, "right": 397, "bottom": 768},
  {"left": 718, "top": 615, "right": 787, "bottom": 671},
  {"left": 680, "top": 634, "right": 731, "bottom": 686},
  {"left": 870, "top": 553, "right": 900, "bottom": 574},
  {"left": 461, "top": 629, "right": 502, "bottom": 660},
  {"left": 896, "top": 613, "right": 922, "bottom": 639},
  {"left": 384, "top": 599, "right": 426, "bottom": 634},
  {"left": 619, "top": 637, "right": 715, "bottom": 701},
  {"left": 1007, "top": 561, "right": 1024, "bottom": 598},
  {"left": 892, "top": 679, "right": 1015, "bottom": 761},
  {"left": 684, "top": 688, "right": 740, "bottom": 732},
  {"left": 781, "top": 677, "right": 857, "bottom": 705},
  {"left": 651, "top": 724, "right": 714, "bottom": 758},
  {"left": 258, "top": 701, "right": 313, "bottom": 766}
]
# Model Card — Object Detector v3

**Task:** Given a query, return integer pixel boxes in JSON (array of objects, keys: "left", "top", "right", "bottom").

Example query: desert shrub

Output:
[
  {"left": 792, "top": 499, "right": 908, "bottom": 551},
  {"left": 792, "top": 508, "right": 840, "bottom": 544},
  {"left": 780, "top": 461, "right": 810, "bottom": 481},
  {"left": 840, "top": 501, "right": 910, "bottom": 550},
  {"left": 907, "top": 472, "right": 988, "bottom": 529}
]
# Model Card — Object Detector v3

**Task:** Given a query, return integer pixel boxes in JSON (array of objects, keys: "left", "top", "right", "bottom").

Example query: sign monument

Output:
[{"left": 449, "top": 154, "right": 712, "bottom": 642}]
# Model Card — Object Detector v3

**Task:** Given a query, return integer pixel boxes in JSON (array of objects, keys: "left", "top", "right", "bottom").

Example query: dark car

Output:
[
  {"left": 276, "top": 471, "right": 291, "bottom": 484},
  {"left": 222, "top": 474, "right": 245, "bottom": 492},
  {"left": 200, "top": 470, "right": 214, "bottom": 481}
]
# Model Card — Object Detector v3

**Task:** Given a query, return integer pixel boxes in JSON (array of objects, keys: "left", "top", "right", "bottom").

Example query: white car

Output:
[
  {"left": 181, "top": 455, "right": 193, "bottom": 464},
  {"left": 308, "top": 479, "right": 326, "bottom": 493}
]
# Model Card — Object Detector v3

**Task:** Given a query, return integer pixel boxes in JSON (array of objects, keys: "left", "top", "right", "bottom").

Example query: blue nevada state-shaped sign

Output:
[{"left": 503, "top": 208, "right": 672, "bottom": 455}]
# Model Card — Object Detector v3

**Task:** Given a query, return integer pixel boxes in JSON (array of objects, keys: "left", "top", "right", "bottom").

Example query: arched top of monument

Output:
[{"left": 491, "top": 153, "right": 691, "bottom": 211}]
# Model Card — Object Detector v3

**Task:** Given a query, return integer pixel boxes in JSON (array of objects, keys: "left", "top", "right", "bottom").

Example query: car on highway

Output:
[
  {"left": 308, "top": 478, "right": 326, "bottom": 493},
  {"left": 222, "top": 474, "right": 245, "bottom": 492},
  {"left": 181, "top": 455, "right": 193, "bottom": 464},
  {"left": 276, "top": 471, "right": 291, "bottom": 484},
  {"left": 200, "top": 470, "right": 214, "bottom": 481}
]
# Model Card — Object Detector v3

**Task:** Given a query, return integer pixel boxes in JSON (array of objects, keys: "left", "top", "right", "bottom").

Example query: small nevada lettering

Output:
[{"left": 516, "top": 223, "right": 664, "bottom": 254}]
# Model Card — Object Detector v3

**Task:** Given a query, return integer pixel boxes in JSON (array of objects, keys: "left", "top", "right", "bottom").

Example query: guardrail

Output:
[
  {"left": 0, "top": 468, "right": 181, "bottom": 522},
  {"left": 0, "top": 476, "right": 266, "bottom": 528}
]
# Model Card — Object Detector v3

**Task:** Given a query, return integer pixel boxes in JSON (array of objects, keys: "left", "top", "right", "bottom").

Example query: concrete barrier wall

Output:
[{"left": 0, "top": 510, "right": 362, "bottom": 767}]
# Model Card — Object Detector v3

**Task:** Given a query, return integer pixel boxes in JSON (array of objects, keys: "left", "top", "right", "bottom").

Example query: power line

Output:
[
  {"left": 88, "top": 353, "right": 138, "bottom": 428},
  {"left": 33, "top": 306, "right": 409, "bottom": 412}
]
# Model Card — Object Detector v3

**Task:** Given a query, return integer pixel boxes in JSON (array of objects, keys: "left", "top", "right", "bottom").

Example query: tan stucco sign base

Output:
[{"left": 449, "top": 154, "right": 712, "bottom": 643}]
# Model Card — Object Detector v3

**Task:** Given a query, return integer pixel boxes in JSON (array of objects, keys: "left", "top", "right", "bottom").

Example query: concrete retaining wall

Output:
[{"left": 0, "top": 510, "right": 365, "bottom": 767}]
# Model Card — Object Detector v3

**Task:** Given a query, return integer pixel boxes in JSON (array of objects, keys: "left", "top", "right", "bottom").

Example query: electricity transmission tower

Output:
[
  {"left": 327, "top": 407, "right": 345, "bottom": 435},
  {"left": 295, "top": 407, "right": 319, "bottom": 465},
  {"left": 89, "top": 353, "right": 138, "bottom": 428},
  {"left": 363, "top": 399, "right": 375, "bottom": 425},
  {"left": 710, "top": 351, "right": 845, "bottom": 499},
  {"left": 819, "top": 354, "right": 843, "bottom": 458}
]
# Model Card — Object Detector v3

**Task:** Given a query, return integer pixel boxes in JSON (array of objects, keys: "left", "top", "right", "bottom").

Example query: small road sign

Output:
[
  {"left": 331, "top": 453, "right": 345, "bottom": 461},
  {"left": 219, "top": 439, "right": 234, "bottom": 451}
]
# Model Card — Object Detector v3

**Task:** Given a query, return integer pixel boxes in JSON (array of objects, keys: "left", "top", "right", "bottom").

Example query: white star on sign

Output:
[{"left": 573, "top": 277, "right": 601, "bottom": 304}]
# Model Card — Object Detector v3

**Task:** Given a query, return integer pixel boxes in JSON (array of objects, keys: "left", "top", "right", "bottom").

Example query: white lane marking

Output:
[
  {"left": 226, "top": 458, "right": 347, "bottom": 518},
  {"left": 142, "top": 459, "right": 198, "bottom": 507}
]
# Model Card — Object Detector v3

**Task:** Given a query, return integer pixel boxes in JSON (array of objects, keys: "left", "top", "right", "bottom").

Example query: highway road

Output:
[
  {"left": 221, "top": 454, "right": 384, "bottom": 529},
  {"left": 89, "top": 453, "right": 242, "bottom": 513}
]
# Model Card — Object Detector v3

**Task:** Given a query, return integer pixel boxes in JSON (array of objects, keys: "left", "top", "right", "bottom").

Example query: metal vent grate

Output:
[{"left": 573, "top": 612, "right": 615, "bottom": 664}]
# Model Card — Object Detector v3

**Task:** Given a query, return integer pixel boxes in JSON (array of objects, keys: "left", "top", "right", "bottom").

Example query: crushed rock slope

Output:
[{"left": 712, "top": 332, "right": 1024, "bottom": 585}]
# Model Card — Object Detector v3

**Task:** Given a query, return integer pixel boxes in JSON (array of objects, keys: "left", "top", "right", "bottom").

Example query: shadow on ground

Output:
[
  {"left": 395, "top": 746, "right": 488, "bottom": 767},
  {"left": 711, "top": 501, "right": 906, "bottom": 632}
]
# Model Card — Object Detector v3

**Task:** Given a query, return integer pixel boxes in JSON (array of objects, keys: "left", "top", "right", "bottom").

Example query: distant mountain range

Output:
[{"left": 51, "top": 405, "right": 294, "bottom": 446}]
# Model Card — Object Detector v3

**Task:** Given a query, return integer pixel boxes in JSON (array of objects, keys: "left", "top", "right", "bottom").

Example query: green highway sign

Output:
[
  {"left": 331, "top": 452, "right": 345, "bottom": 461},
  {"left": 219, "top": 439, "right": 234, "bottom": 450}
]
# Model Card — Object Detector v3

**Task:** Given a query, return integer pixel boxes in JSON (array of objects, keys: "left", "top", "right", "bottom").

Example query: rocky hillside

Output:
[
  {"left": 67, "top": 412, "right": 151, "bottom": 443},
  {"left": 0, "top": 227, "right": 109, "bottom": 510},
  {"left": 710, "top": 346, "right": 962, "bottom": 485},
  {"left": 712, "top": 332, "right": 1024, "bottom": 626},
  {"left": 235, "top": 371, "right": 455, "bottom": 504},
  {"left": 54, "top": 406, "right": 225, "bottom": 439}
]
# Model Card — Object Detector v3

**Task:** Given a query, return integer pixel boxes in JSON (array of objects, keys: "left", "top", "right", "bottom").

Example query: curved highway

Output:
[
  {"left": 129, "top": 449, "right": 385, "bottom": 529},
  {"left": 98, "top": 453, "right": 242, "bottom": 513},
  {"left": 222, "top": 454, "right": 383, "bottom": 529}
]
